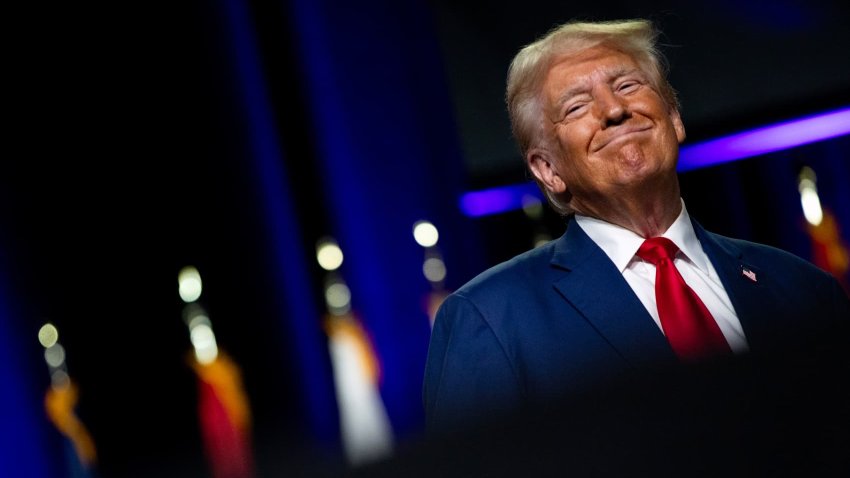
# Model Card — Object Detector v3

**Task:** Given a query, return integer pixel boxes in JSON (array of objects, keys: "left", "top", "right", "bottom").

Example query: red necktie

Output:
[{"left": 637, "top": 237, "right": 732, "bottom": 362}]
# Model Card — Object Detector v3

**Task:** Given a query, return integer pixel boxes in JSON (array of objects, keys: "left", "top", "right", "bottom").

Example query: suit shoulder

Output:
[
  {"left": 707, "top": 231, "right": 833, "bottom": 279},
  {"left": 453, "top": 240, "right": 556, "bottom": 301}
]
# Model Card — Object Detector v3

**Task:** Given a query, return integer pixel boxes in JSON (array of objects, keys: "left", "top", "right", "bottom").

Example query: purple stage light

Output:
[
  {"left": 460, "top": 182, "right": 542, "bottom": 217},
  {"left": 461, "top": 106, "right": 850, "bottom": 217},
  {"left": 678, "top": 106, "right": 850, "bottom": 172}
]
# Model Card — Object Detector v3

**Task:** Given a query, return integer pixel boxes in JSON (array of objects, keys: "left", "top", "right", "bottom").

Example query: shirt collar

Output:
[
  {"left": 574, "top": 200, "right": 711, "bottom": 274},
  {"left": 663, "top": 201, "right": 711, "bottom": 274}
]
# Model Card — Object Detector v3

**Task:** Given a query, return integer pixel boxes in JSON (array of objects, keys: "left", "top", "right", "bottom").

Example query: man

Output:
[{"left": 423, "top": 19, "right": 850, "bottom": 434}]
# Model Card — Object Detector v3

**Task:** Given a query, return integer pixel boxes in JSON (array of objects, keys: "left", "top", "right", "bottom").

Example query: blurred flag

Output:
[
  {"left": 798, "top": 166, "right": 850, "bottom": 293},
  {"left": 39, "top": 322, "right": 97, "bottom": 478},
  {"left": 324, "top": 312, "right": 394, "bottom": 465},
  {"left": 189, "top": 351, "right": 255, "bottom": 478},
  {"left": 44, "top": 378, "right": 97, "bottom": 478},
  {"left": 316, "top": 237, "right": 394, "bottom": 464},
  {"left": 412, "top": 220, "right": 451, "bottom": 327},
  {"left": 806, "top": 209, "right": 850, "bottom": 292},
  {"left": 178, "top": 266, "right": 256, "bottom": 478}
]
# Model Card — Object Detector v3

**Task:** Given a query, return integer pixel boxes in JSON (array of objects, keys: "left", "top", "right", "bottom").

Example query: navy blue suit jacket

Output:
[{"left": 423, "top": 216, "right": 850, "bottom": 433}]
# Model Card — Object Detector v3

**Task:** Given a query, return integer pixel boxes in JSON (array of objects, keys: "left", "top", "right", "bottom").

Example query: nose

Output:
[{"left": 594, "top": 86, "right": 627, "bottom": 127}]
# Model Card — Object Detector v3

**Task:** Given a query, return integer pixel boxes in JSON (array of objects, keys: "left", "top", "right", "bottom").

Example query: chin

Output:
[
  {"left": 614, "top": 148, "right": 655, "bottom": 177},
  {"left": 615, "top": 161, "right": 670, "bottom": 190}
]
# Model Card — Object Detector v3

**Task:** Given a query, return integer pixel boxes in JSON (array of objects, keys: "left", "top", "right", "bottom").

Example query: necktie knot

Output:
[{"left": 637, "top": 236, "right": 679, "bottom": 266}]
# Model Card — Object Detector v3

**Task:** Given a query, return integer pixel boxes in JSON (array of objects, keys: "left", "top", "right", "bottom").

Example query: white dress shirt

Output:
[{"left": 575, "top": 201, "right": 749, "bottom": 354}]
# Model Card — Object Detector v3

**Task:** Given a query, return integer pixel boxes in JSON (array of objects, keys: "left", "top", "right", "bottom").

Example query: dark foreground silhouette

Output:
[{"left": 342, "top": 326, "right": 850, "bottom": 477}]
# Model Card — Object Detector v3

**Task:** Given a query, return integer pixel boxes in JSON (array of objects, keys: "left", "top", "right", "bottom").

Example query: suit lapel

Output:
[
  {"left": 692, "top": 221, "right": 771, "bottom": 350},
  {"left": 550, "top": 217, "right": 676, "bottom": 367}
]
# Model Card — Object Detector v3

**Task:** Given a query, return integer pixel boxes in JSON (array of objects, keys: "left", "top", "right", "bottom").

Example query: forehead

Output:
[{"left": 542, "top": 45, "right": 642, "bottom": 98}]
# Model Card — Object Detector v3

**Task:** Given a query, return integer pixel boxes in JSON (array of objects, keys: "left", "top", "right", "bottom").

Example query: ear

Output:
[
  {"left": 527, "top": 148, "right": 567, "bottom": 195},
  {"left": 670, "top": 108, "right": 686, "bottom": 144}
]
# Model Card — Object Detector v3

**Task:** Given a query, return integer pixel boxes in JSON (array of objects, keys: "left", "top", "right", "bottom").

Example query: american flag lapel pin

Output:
[{"left": 742, "top": 267, "right": 757, "bottom": 283}]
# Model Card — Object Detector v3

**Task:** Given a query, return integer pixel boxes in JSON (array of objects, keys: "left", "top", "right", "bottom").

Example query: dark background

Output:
[{"left": 3, "top": 1, "right": 849, "bottom": 477}]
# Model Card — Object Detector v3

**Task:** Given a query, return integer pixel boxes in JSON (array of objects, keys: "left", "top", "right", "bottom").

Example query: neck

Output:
[{"left": 571, "top": 180, "right": 682, "bottom": 238}]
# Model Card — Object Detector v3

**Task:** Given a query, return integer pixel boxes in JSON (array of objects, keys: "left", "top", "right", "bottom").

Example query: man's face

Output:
[{"left": 533, "top": 45, "right": 685, "bottom": 212}]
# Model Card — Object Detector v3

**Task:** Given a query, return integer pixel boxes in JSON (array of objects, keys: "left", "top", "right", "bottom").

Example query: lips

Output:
[{"left": 592, "top": 124, "right": 652, "bottom": 152}]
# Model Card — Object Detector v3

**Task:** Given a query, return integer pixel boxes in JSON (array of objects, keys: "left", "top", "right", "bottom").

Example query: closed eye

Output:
[
  {"left": 617, "top": 81, "right": 640, "bottom": 93},
  {"left": 565, "top": 103, "right": 587, "bottom": 118}
]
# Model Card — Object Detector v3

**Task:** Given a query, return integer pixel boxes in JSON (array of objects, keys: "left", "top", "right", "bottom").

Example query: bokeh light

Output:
[
  {"left": 38, "top": 323, "right": 59, "bottom": 348},
  {"left": 317, "top": 239, "right": 344, "bottom": 271},
  {"left": 521, "top": 195, "right": 544, "bottom": 219},
  {"left": 413, "top": 221, "right": 439, "bottom": 248},
  {"left": 798, "top": 167, "right": 823, "bottom": 226},
  {"left": 178, "top": 266, "right": 203, "bottom": 303},
  {"left": 423, "top": 257, "right": 446, "bottom": 283},
  {"left": 325, "top": 282, "right": 352, "bottom": 315},
  {"left": 44, "top": 344, "right": 66, "bottom": 368},
  {"left": 534, "top": 234, "right": 552, "bottom": 248},
  {"left": 190, "top": 323, "right": 219, "bottom": 365},
  {"left": 50, "top": 369, "right": 70, "bottom": 387}
]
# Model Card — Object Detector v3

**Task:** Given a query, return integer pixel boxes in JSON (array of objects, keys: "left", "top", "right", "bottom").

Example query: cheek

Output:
[
  {"left": 556, "top": 124, "right": 593, "bottom": 155},
  {"left": 657, "top": 123, "right": 682, "bottom": 155}
]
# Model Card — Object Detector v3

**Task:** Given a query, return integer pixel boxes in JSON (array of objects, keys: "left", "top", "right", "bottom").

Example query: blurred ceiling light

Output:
[
  {"left": 178, "top": 266, "right": 203, "bottom": 303},
  {"left": 798, "top": 167, "right": 823, "bottom": 226},
  {"left": 38, "top": 323, "right": 59, "bottom": 348},
  {"left": 413, "top": 220, "right": 439, "bottom": 248},
  {"left": 423, "top": 257, "right": 447, "bottom": 283},
  {"left": 190, "top": 323, "right": 219, "bottom": 365},
  {"left": 317, "top": 238, "right": 344, "bottom": 271}
]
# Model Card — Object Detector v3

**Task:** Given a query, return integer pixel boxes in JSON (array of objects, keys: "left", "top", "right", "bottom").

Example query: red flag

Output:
[{"left": 189, "top": 352, "right": 255, "bottom": 478}]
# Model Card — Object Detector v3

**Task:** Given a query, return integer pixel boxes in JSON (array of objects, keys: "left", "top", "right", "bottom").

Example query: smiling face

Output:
[{"left": 527, "top": 44, "right": 685, "bottom": 216}]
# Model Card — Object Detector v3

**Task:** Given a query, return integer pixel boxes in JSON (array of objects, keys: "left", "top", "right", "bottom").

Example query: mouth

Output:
[{"left": 593, "top": 125, "right": 652, "bottom": 152}]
